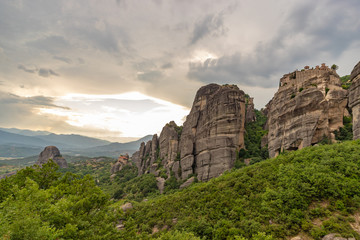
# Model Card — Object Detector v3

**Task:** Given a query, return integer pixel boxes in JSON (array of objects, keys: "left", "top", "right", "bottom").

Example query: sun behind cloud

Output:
[{"left": 37, "top": 92, "right": 190, "bottom": 140}]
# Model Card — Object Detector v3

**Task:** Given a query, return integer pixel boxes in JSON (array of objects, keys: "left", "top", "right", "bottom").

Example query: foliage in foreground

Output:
[
  {"left": 0, "top": 160, "right": 121, "bottom": 239},
  {"left": 120, "top": 141, "right": 360, "bottom": 239}
]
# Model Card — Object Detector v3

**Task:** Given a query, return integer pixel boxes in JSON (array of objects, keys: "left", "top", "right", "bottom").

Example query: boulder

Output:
[
  {"left": 156, "top": 177, "right": 165, "bottom": 194},
  {"left": 120, "top": 202, "right": 133, "bottom": 212},
  {"left": 322, "top": 233, "right": 348, "bottom": 240},
  {"left": 180, "top": 176, "right": 195, "bottom": 189},
  {"left": 36, "top": 146, "right": 68, "bottom": 168}
]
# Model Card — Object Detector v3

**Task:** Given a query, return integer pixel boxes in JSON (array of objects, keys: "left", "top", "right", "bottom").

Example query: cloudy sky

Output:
[{"left": 0, "top": 0, "right": 359, "bottom": 141}]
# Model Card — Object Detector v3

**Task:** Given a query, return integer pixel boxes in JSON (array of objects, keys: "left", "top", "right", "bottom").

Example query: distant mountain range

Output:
[{"left": 0, "top": 128, "right": 152, "bottom": 158}]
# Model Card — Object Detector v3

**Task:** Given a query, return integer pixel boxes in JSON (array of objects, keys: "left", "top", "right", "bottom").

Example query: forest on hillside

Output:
[{"left": 1, "top": 140, "right": 360, "bottom": 239}]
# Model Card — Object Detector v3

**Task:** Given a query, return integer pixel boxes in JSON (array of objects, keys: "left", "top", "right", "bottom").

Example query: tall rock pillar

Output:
[
  {"left": 349, "top": 61, "right": 360, "bottom": 139},
  {"left": 179, "top": 84, "right": 246, "bottom": 181}
]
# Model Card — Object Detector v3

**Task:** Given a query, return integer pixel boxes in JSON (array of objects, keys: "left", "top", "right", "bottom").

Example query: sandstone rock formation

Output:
[
  {"left": 36, "top": 146, "right": 68, "bottom": 168},
  {"left": 178, "top": 84, "right": 246, "bottom": 181},
  {"left": 110, "top": 154, "right": 130, "bottom": 175},
  {"left": 265, "top": 64, "right": 348, "bottom": 158},
  {"left": 132, "top": 122, "right": 181, "bottom": 177},
  {"left": 245, "top": 96, "right": 256, "bottom": 123},
  {"left": 348, "top": 61, "right": 360, "bottom": 139},
  {"left": 180, "top": 176, "right": 195, "bottom": 189},
  {"left": 156, "top": 177, "right": 165, "bottom": 194},
  {"left": 131, "top": 84, "right": 247, "bottom": 182}
]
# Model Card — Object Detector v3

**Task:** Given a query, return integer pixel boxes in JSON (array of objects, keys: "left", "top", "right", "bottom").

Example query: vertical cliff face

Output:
[
  {"left": 265, "top": 65, "right": 348, "bottom": 158},
  {"left": 179, "top": 84, "right": 246, "bottom": 181},
  {"left": 132, "top": 122, "right": 180, "bottom": 177},
  {"left": 131, "top": 84, "right": 247, "bottom": 182},
  {"left": 348, "top": 62, "right": 360, "bottom": 139},
  {"left": 245, "top": 97, "right": 256, "bottom": 124}
]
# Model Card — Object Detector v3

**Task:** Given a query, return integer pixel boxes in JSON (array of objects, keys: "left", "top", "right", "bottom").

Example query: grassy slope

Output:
[{"left": 119, "top": 141, "right": 360, "bottom": 239}]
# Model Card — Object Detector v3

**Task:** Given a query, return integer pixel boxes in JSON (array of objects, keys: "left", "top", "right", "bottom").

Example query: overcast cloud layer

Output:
[{"left": 0, "top": 0, "right": 359, "bottom": 139}]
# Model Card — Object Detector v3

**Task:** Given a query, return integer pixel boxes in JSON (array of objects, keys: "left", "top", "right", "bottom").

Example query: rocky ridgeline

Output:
[
  {"left": 124, "top": 61, "right": 360, "bottom": 184},
  {"left": 132, "top": 84, "right": 252, "bottom": 181},
  {"left": 36, "top": 146, "right": 68, "bottom": 168},
  {"left": 264, "top": 64, "right": 349, "bottom": 158},
  {"left": 349, "top": 61, "right": 360, "bottom": 139}
]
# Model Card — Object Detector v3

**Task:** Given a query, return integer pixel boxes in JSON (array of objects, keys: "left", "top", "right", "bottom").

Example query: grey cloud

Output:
[
  {"left": 137, "top": 70, "right": 163, "bottom": 82},
  {"left": 0, "top": 91, "right": 68, "bottom": 109},
  {"left": 188, "top": 0, "right": 360, "bottom": 88},
  {"left": 78, "top": 58, "right": 85, "bottom": 64},
  {"left": 26, "top": 35, "right": 70, "bottom": 54},
  {"left": 161, "top": 63, "right": 173, "bottom": 69},
  {"left": 53, "top": 56, "right": 72, "bottom": 64},
  {"left": 72, "top": 19, "right": 132, "bottom": 57},
  {"left": 187, "top": 54, "right": 275, "bottom": 88},
  {"left": 18, "top": 64, "right": 59, "bottom": 77},
  {"left": 18, "top": 64, "right": 37, "bottom": 73},
  {"left": 133, "top": 59, "right": 158, "bottom": 72},
  {"left": 190, "top": 12, "right": 227, "bottom": 45},
  {"left": 38, "top": 68, "right": 59, "bottom": 77}
]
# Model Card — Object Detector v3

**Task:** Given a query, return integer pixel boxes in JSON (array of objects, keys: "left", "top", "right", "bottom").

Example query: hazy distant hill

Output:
[
  {"left": 0, "top": 128, "right": 52, "bottom": 136},
  {"left": 68, "top": 135, "right": 153, "bottom": 157},
  {"left": 36, "top": 133, "right": 110, "bottom": 149},
  {"left": 0, "top": 144, "right": 43, "bottom": 158},
  {"left": 0, "top": 128, "right": 153, "bottom": 158},
  {"left": 0, "top": 130, "right": 52, "bottom": 147}
]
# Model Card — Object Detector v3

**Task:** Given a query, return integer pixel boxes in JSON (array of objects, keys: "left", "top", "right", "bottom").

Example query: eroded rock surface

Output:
[
  {"left": 110, "top": 154, "right": 130, "bottom": 175},
  {"left": 245, "top": 97, "right": 256, "bottom": 123},
  {"left": 132, "top": 122, "right": 181, "bottom": 177},
  {"left": 179, "top": 84, "right": 246, "bottom": 181},
  {"left": 348, "top": 61, "right": 360, "bottom": 139},
  {"left": 36, "top": 146, "right": 68, "bottom": 168},
  {"left": 265, "top": 64, "right": 348, "bottom": 158},
  {"left": 131, "top": 84, "right": 247, "bottom": 183}
]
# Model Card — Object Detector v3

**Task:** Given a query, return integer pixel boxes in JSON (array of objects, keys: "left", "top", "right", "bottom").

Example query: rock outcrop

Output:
[
  {"left": 178, "top": 84, "right": 246, "bottom": 181},
  {"left": 110, "top": 154, "right": 130, "bottom": 175},
  {"left": 131, "top": 84, "right": 247, "bottom": 182},
  {"left": 265, "top": 64, "right": 348, "bottom": 158},
  {"left": 36, "top": 146, "right": 68, "bottom": 168},
  {"left": 132, "top": 122, "right": 180, "bottom": 177},
  {"left": 245, "top": 96, "right": 256, "bottom": 123},
  {"left": 348, "top": 61, "right": 360, "bottom": 139}
]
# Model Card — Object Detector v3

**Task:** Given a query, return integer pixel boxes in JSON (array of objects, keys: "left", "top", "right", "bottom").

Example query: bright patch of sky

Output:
[{"left": 37, "top": 92, "right": 189, "bottom": 138}]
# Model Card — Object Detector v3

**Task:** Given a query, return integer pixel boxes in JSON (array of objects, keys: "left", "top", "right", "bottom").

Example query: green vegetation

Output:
[
  {"left": 340, "top": 75, "right": 352, "bottom": 90},
  {"left": 119, "top": 141, "right": 360, "bottom": 239},
  {"left": 112, "top": 171, "right": 159, "bottom": 201},
  {"left": 299, "top": 87, "right": 304, "bottom": 92},
  {"left": 2, "top": 140, "right": 360, "bottom": 239},
  {"left": 335, "top": 116, "right": 353, "bottom": 141},
  {"left": 331, "top": 64, "right": 339, "bottom": 70},
  {"left": 59, "top": 156, "right": 115, "bottom": 185},
  {"left": 61, "top": 158, "right": 160, "bottom": 201},
  {"left": 0, "top": 160, "right": 121, "bottom": 239},
  {"left": 240, "top": 110, "right": 268, "bottom": 165}
]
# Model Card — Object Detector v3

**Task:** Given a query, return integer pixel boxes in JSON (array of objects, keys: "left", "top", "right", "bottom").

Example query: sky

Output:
[{"left": 0, "top": 0, "right": 359, "bottom": 142}]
